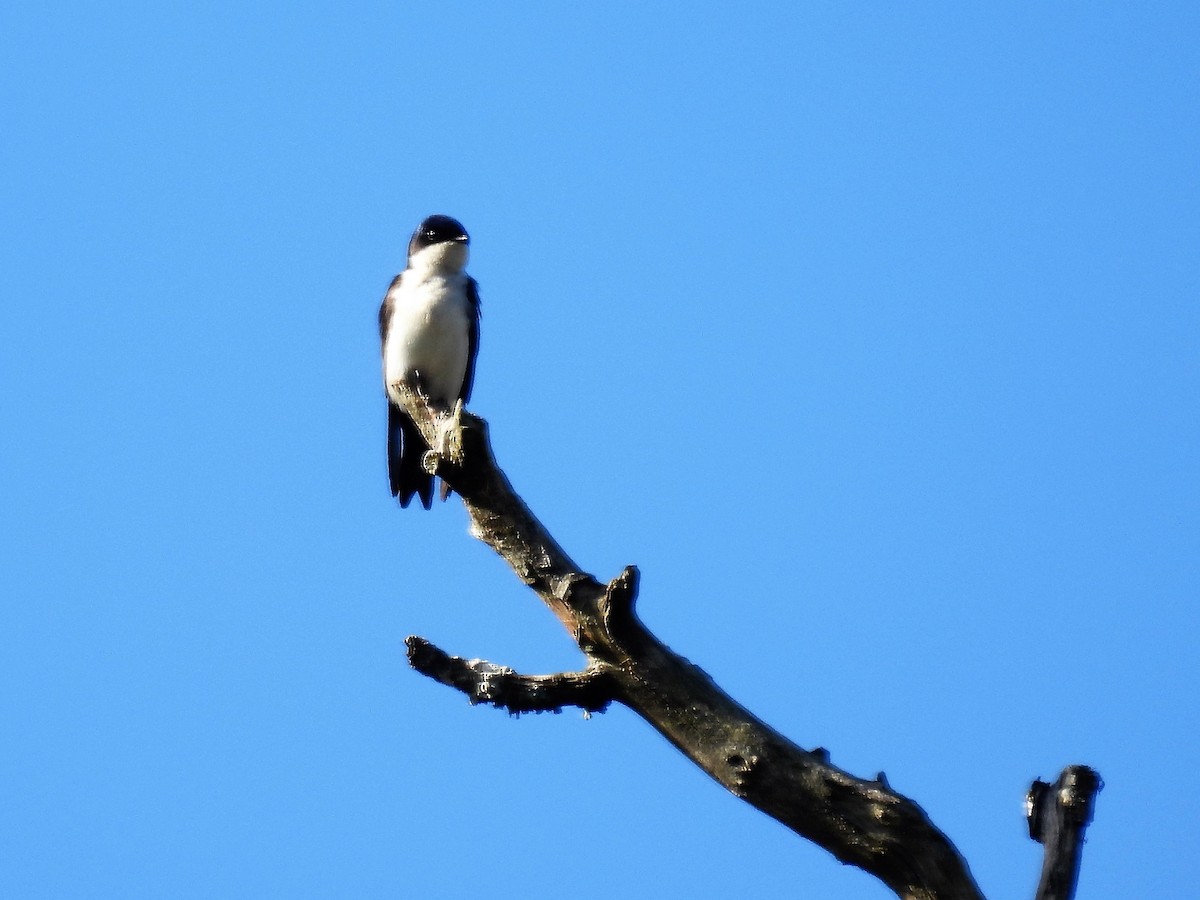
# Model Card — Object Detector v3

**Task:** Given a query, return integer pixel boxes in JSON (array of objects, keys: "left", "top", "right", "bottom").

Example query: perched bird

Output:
[{"left": 379, "top": 214, "right": 481, "bottom": 508}]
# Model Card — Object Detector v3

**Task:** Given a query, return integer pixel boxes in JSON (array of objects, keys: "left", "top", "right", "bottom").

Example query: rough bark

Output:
[
  {"left": 1026, "top": 766, "right": 1102, "bottom": 900},
  {"left": 394, "top": 385, "right": 1099, "bottom": 899}
]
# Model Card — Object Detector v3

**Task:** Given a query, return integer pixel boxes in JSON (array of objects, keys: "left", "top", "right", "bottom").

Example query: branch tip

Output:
[
  {"left": 601, "top": 564, "right": 640, "bottom": 613},
  {"left": 1028, "top": 765, "right": 1102, "bottom": 900},
  {"left": 406, "top": 635, "right": 618, "bottom": 715}
]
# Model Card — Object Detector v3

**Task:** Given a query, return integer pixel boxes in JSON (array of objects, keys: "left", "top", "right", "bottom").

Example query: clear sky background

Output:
[{"left": 2, "top": 4, "right": 1197, "bottom": 898}]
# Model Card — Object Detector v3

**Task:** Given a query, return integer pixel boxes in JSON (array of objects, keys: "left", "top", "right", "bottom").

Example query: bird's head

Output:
[{"left": 407, "top": 214, "right": 470, "bottom": 272}]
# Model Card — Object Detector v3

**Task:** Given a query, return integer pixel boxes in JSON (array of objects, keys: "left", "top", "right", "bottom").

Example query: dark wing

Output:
[
  {"left": 378, "top": 274, "right": 401, "bottom": 346},
  {"left": 438, "top": 277, "right": 480, "bottom": 504},
  {"left": 459, "top": 276, "right": 481, "bottom": 403},
  {"left": 386, "top": 399, "right": 405, "bottom": 498},
  {"left": 380, "top": 272, "right": 433, "bottom": 508},
  {"left": 389, "top": 400, "right": 434, "bottom": 509}
]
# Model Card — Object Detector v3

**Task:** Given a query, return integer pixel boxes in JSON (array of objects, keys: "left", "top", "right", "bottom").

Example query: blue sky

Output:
[{"left": 2, "top": 3, "right": 1197, "bottom": 898}]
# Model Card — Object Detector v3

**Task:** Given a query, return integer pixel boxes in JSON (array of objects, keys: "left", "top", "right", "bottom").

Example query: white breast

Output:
[{"left": 383, "top": 271, "right": 471, "bottom": 407}]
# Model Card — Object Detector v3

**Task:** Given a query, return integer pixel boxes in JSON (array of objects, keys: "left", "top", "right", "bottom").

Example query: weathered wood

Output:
[
  {"left": 392, "top": 382, "right": 1097, "bottom": 899},
  {"left": 406, "top": 636, "right": 617, "bottom": 715},
  {"left": 1026, "top": 766, "right": 1102, "bottom": 900}
]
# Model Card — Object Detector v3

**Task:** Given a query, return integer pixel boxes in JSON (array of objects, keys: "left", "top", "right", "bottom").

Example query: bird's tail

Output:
[{"left": 388, "top": 402, "right": 434, "bottom": 509}]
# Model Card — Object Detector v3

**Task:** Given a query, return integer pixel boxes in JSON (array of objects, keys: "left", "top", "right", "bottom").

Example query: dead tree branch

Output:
[
  {"left": 393, "top": 382, "right": 1099, "bottom": 900},
  {"left": 405, "top": 636, "right": 618, "bottom": 715},
  {"left": 1026, "top": 766, "right": 1102, "bottom": 900}
]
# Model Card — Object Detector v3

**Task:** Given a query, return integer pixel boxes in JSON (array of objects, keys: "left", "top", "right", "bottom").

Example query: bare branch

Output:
[
  {"left": 393, "top": 385, "right": 1097, "bottom": 899},
  {"left": 1026, "top": 766, "right": 1102, "bottom": 900},
  {"left": 405, "top": 636, "right": 618, "bottom": 715}
]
